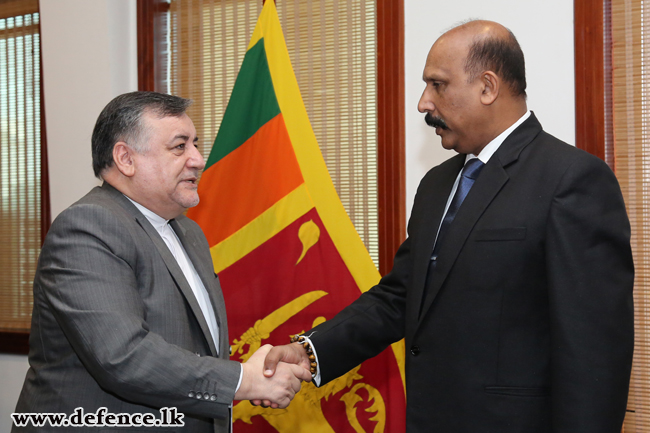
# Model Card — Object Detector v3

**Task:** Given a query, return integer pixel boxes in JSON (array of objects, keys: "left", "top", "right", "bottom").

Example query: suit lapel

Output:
[
  {"left": 416, "top": 112, "right": 544, "bottom": 325},
  {"left": 410, "top": 154, "right": 465, "bottom": 321},
  {"left": 98, "top": 184, "right": 219, "bottom": 356},
  {"left": 135, "top": 215, "right": 219, "bottom": 357},
  {"left": 418, "top": 161, "right": 509, "bottom": 321},
  {"left": 171, "top": 218, "right": 229, "bottom": 358}
]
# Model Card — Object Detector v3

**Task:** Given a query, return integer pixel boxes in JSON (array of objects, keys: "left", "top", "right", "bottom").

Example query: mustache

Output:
[{"left": 424, "top": 113, "right": 449, "bottom": 130}]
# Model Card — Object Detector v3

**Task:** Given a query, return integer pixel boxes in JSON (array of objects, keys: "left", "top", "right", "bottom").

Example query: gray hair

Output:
[{"left": 91, "top": 91, "right": 192, "bottom": 177}]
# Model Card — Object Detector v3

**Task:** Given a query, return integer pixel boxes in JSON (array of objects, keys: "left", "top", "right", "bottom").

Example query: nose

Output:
[
  {"left": 418, "top": 86, "right": 435, "bottom": 113},
  {"left": 188, "top": 144, "right": 206, "bottom": 170}
]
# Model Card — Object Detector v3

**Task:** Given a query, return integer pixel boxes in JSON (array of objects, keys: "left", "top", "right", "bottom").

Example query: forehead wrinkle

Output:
[
  {"left": 171, "top": 134, "right": 191, "bottom": 142},
  {"left": 423, "top": 61, "right": 450, "bottom": 83}
]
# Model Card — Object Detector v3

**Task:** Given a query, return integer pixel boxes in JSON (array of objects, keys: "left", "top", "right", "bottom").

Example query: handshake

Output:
[{"left": 233, "top": 343, "right": 313, "bottom": 409}]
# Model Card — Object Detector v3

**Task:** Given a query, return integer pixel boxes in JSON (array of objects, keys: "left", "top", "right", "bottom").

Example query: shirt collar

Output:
[
  {"left": 125, "top": 196, "right": 169, "bottom": 233},
  {"left": 466, "top": 110, "right": 531, "bottom": 164}
]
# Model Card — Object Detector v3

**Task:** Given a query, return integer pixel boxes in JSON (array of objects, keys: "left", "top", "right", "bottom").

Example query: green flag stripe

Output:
[{"left": 206, "top": 38, "right": 281, "bottom": 169}]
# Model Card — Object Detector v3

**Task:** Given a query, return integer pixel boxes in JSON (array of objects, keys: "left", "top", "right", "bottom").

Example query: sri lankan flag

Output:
[{"left": 187, "top": 1, "right": 406, "bottom": 431}]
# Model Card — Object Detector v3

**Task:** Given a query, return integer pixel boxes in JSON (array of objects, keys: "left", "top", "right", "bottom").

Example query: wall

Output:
[
  {"left": 42, "top": 0, "right": 138, "bottom": 218},
  {"left": 0, "top": 1, "right": 137, "bottom": 431},
  {"left": 0, "top": 354, "right": 30, "bottom": 429},
  {"left": 404, "top": 0, "right": 575, "bottom": 219},
  {"left": 0, "top": 0, "right": 574, "bottom": 430}
]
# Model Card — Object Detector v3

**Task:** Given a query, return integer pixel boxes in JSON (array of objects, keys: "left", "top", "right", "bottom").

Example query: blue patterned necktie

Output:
[{"left": 429, "top": 158, "right": 485, "bottom": 273}]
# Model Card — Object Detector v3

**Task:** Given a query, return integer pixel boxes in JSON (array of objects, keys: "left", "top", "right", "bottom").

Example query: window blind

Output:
[
  {"left": 164, "top": 0, "right": 379, "bottom": 266},
  {"left": 0, "top": 0, "right": 41, "bottom": 332},
  {"left": 612, "top": 0, "right": 650, "bottom": 429}
]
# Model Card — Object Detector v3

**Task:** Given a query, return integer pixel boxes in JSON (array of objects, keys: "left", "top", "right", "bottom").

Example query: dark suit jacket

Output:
[
  {"left": 310, "top": 114, "right": 634, "bottom": 432},
  {"left": 14, "top": 183, "right": 240, "bottom": 432}
]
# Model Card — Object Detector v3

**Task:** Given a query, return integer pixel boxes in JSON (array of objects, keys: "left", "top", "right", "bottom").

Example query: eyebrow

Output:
[
  {"left": 171, "top": 134, "right": 199, "bottom": 143},
  {"left": 422, "top": 71, "right": 438, "bottom": 81},
  {"left": 423, "top": 73, "right": 447, "bottom": 84}
]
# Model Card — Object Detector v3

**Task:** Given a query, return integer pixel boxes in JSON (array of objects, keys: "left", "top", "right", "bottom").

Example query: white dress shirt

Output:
[{"left": 127, "top": 198, "right": 220, "bottom": 353}]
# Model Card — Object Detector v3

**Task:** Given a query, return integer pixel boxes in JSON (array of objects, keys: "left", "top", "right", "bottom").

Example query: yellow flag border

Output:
[
  {"left": 249, "top": 0, "right": 378, "bottom": 297},
  {"left": 249, "top": 1, "right": 406, "bottom": 390}
]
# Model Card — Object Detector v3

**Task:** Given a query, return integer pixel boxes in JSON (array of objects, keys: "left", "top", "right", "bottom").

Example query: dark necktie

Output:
[{"left": 428, "top": 158, "right": 485, "bottom": 275}]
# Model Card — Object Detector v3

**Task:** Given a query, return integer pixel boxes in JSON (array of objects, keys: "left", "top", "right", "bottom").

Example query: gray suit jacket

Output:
[{"left": 14, "top": 183, "right": 240, "bottom": 432}]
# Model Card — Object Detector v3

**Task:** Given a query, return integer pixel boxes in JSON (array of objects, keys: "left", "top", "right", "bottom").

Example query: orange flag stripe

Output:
[
  {"left": 210, "top": 184, "right": 314, "bottom": 274},
  {"left": 192, "top": 113, "right": 304, "bottom": 246}
]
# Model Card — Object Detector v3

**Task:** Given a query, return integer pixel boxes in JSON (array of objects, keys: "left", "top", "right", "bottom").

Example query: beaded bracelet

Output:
[{"left": 290, "top": 334, "right": 318, "bottom": 378}]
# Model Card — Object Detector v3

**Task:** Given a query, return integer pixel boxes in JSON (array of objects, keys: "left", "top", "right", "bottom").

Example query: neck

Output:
[
  {"left": 470, "top": 104, "right": 527, "bottom": 156},
  {"left": 485, "top": 100, "right": 527, "bottom": 143},
  {"left": 101, "top": 169, "right": 183, "bottom": 220}
]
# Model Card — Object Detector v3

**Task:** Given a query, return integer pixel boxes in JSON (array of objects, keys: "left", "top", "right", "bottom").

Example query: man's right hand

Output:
[
  {"left": 262, "top": 343, "right": 311, "bottom": 377},
  {"left": 247, "top": 343, "right": 312, "bottom": 408},
  {"left": 234, "top": 344, "right": 311, "bottom": 409}
]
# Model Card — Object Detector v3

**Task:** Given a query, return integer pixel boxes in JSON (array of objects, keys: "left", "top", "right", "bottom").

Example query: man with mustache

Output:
[
  {"left": 424, "top": 112, "right": 449, "bottom": 130},
  {"left": 263, "top": 20, "right": 634, "bottom": 432},
  {"left": 13, "top": 92, "right": 311, "bottom": 433}
]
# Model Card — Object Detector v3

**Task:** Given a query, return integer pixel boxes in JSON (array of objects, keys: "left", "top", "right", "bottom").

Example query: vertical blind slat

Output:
[{"left": 0, "top": 9, "right": 41, "bottom": 331}]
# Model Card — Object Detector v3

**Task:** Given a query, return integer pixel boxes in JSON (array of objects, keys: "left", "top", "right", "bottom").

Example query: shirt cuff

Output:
[
  {"left": 235, "top": 363, "right": 243, "bottom": 393},
  {"left": 302, "top": 335, "right": 321, "bottom": 386}
]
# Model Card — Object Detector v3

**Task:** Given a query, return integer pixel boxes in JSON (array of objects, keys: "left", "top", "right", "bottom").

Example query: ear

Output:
[
  {"left": 112, "top": 142, "right": 136, "bottom": 177},
  {"left": 480, "top": 71, "right": 499, "bottom": 105}
]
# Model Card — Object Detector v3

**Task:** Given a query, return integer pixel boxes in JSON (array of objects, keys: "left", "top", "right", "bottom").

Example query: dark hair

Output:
[
  {"left": 464, "top": 30, "right": 526, "bottom": 97},
  {"left": 91, "top": 91, "right": 192, "bottom": 177}
]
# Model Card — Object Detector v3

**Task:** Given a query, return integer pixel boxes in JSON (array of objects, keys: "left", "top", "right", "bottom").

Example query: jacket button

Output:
[{"left": 410, "top": 345, "right": 420, "bottom": 356}]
